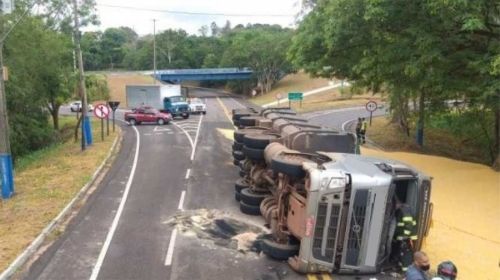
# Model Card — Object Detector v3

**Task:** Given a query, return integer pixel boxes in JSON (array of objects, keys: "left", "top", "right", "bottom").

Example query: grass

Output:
[
  {"left": 250, "top": 72, "right": 331, "bottom": 105},
  {"left": 366, "top": 117, "right": 489, "bottom": 165},
  {"left": 0, "top": 117, "right": 119, "bottom": 272},
  {"left": 105, "top": 73, "right": 155, "bottom": 107}
]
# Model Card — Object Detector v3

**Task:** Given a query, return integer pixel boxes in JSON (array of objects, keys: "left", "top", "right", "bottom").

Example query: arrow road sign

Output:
[{"left": 94, "top": 104, "right": 110, "bottom": 119}]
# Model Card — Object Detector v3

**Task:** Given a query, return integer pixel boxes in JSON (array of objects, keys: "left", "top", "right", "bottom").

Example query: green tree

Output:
[{"left": 289, "top": 0, "right": 499, "bottom": 164}]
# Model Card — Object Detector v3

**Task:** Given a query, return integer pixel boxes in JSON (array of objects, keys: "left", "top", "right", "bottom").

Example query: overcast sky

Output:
[{"left": 84, "top": 0, "right": 303, "bottom": 35}]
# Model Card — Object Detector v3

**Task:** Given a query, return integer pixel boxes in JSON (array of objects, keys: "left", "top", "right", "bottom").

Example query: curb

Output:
[{"left": 0, "top": 130, "right": 123, "bottom": 280}]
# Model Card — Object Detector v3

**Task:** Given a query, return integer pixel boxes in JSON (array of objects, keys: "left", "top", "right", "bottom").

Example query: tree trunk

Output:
[
  {"left": 52, "top": 109, "right": 59, "bottom": 130},
  {"left": 416, "top": 90, "right": 426, "bottom": 147},
  {"left": 74, "top": 115, "right": 82, "bottom": 142}
]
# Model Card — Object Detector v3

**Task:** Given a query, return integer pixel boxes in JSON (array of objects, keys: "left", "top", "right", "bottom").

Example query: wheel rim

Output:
[
  {"left": 158, "top": 119, "right": 164, "bottom": 125},
  {"left": 130, "top": 119, "right": 136, "bottom": 125}
]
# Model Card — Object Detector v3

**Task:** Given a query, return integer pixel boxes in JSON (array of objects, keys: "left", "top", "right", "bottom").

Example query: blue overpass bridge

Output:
[{"left": 154, "top": 68, "right": 253, "bottom": 83}]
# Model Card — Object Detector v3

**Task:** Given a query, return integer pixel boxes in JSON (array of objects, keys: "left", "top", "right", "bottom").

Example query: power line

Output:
[{"left": 97, "top": 4, "right": 295, "bottom": 18}]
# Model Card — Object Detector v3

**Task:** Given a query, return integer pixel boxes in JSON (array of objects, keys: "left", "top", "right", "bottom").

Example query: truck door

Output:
[{"left": 415, "top": 178, "right": 432, "bottom": 250}]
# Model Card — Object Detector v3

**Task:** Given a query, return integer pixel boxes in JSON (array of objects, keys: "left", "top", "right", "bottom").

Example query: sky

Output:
[{"left": 84, "top": 0, "right": 303, "bottom": 36}]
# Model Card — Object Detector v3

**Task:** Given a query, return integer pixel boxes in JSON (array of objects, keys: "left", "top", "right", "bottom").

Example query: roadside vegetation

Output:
[
  {"left": 0, "top": 117, "right": 118, "bottom": 272},
  {"left": 289, "top": 0, "right": 499, "bottom": 167}
]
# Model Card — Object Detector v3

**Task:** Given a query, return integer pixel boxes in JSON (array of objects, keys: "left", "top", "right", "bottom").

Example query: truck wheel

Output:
[
  {"left": 238, "top": 168, "right": 246, "bottom": 178},
  {"left": 157, "top": 118, "right": 165, "bottom": 125},
  {"left": 202, "top": 111, "right": 206, "bottom": 115},
  {"left": 235, "top": 191, "right": 242, "bottom": 202},
  {"left": 234, "top": 178, "right": 250, "bottom": 193},
  {"left": 271, "top": 154, "right": 312, "bottom": 178},
  {"left": 261, "top": 237, "right": 300, "bottom": 261},
  {"left": 239, "top": 201, "right": 261, "bottom": 216},
  {"left": 232, "top": 141, "right": 244, "bottom": 151},
  {"left": 234, "top": 127, "right": 268, "bottom": 143},
  {"left": 239, "top": 117, "right": 257, "bottom": 127},
  {"left": 232, "top": 150, "right": 245, "bottom": 161},
  {"left": 240, "top": 188, "right": 269, "bottom": 206},
  {"left": 242, "top": 146, "right": 265, "bottom": 161},
  {"left": 129, "top": 119, "right": 137, "bottom": 126},
  {"left": 233, "top": 159, "right": 241, "bottom": 166},
  {"left": 243, "top": 133, "right": 282, "bottom": 149},
  {"left": 182, "top": 114, "right": 189, "bottom": 119}
]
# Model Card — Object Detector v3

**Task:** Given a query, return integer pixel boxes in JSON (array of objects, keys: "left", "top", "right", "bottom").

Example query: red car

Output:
[{"left": 124, "top": 107, "right": 172, "bottom": 125}]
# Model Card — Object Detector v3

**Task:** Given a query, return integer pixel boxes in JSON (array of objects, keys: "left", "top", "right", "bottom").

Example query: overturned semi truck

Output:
[{"left": 230, "top": 108, "right": 433, "bottom": 275}]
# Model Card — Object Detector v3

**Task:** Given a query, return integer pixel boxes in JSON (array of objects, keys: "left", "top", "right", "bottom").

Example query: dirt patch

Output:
[
  {"left": 165, "top": 209, "right": 268, "bottom": 255},
  {"left": 361, "top": 147, "right": 500, "bottom": 280}
]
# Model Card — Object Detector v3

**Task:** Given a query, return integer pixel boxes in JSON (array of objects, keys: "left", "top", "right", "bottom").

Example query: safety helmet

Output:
[{"left": 437, "top": 261, "right": 457, "bottom": 280}]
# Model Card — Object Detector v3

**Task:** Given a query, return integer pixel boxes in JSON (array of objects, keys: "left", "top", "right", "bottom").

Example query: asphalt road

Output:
[{"left": 24, "top": 90, "right": 392, "bottom": 280}]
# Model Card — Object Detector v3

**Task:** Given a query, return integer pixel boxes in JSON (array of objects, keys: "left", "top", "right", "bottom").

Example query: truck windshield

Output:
[{"left": 170, "top": 96, "right": 186, "bottom": 103}]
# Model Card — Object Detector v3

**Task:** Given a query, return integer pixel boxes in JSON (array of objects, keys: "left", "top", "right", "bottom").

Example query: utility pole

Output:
[
  {"left": 73, "top": 0, "right": 90, "bottom": 151},
  {"left": 0, "top": 10, "right": 14, "bottom": 199},
  {"left": 153, "top": 19, "right": 157, "bottom": 84}
]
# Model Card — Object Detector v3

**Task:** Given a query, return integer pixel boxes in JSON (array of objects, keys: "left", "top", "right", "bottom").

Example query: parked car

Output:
[
  {"left": 124, "top": 107, "right": 172, "bottom": 125},
  {"left": 188, "top": 98, "right": 207, "bottom": 114},
  {"left": 70, "top": 101, "right": 94, "bottom": 112}
]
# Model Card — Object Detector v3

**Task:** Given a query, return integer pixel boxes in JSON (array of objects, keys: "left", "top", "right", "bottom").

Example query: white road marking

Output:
[
  {"left": 185, "top": 169, "right": 191, "bottom": 179},
  {"left": 171, "top": 122, "right": 195, "bottom": 149},
  {"left": 342, "top": 119, "right": 356, "bottom": 132},
  {"left": 154, "top": 126, "right": 171, "bottom": 132},
  {"left": 190, "top": 113, "right": 204, "bottom": 161},
  {"left": 89, "top": 125, "right": 141, "bottom": 280},
  {"left": 154, "top": 133, "right": 163, "bottom": 135},
  {"left": 177, "top": 190, "right": 186, "bottom": 210},
  {"left": 164, "top": 228, "right": 178, "bottom": 266},
  {"left": 144, "top": 133, "right": 152, "bottom": 136}
]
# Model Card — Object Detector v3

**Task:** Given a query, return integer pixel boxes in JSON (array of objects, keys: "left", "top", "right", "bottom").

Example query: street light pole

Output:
[
  {"left": 153, "top": 19, "right": 157, "bottom": 84},
  {"left": 0, "top": 12, "right": 14, "bottom": 199}
]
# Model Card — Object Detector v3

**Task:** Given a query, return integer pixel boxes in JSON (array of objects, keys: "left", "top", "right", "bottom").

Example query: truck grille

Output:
[
  {"left": 345, "top": 190, "right": 368, "bottom": 266},
  {"left": 196, "top": 106, "right": 203, "bottom": 111},
  {"left": 313, "top": 201, "right": 341, "bottom": 263}
]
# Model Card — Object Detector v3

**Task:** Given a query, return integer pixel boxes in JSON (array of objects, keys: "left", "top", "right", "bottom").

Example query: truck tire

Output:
[
  {"left": 239, "top": 117, "right": 257, "bottom": 127},
  {"left": 239, "top": 201, "right": 261, "bottom": 216},
  {"left": 235, "top": 191, "right": 242, "bottom": 202},
  {"left": 238, "top": 168, "right": 246, "bottom": 178},
  {"left": 240, "top": 188, "right": 269, "bottom": 206},
  {"left": 232, "top": 141, "right": 244, "bottom": 151},
  {"left": 234, "top": 127, "right": 268, "bottom": 143},
  {"left": 242, "top": 146, "right": 265, "bottom": 161},
  {"left": 232, "top": 150, "right": 245, "bottom": 161},
  {"left": 129, "top": 119, "right": 137, "bottom": 126},
  {"left": 182, "top": 114, "right": 189, "bottom": 119},
  {"left": 243, "top": 133, "right": 282, "bottom": 149},
  {"left": 157, "top": 118, "right": 165, "bottom": 125},
  {"left": 271, "top": 154, "right": 312, "bottom": 178},
  {"left": 261, "top": 237, "right": 300, "bottom": 261},
  {"left": 233, "top": 159, "right": 241, "bottom": 166},
  {"left": 234, "top": 178, "right": 250, "bottom": 193}
]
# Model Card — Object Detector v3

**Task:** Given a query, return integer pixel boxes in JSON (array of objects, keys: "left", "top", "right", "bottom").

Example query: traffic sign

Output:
[
  {"left": 94, "top": 104, "right": 110, "bottom": 119},
  {"left": 288, "top": 92, "right": 303, "bottom": 101},
  {"left": 108, "top": 101, "right": 120, "bottom": 111},
  {"left": 365, "top": 101, "right": 377, "bottom": 112}
]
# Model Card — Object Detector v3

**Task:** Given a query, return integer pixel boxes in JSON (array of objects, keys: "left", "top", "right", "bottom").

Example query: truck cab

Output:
[
  {"left": 279, "top": 153, "right": 433, "bottom": 274},
  {"left": 163, "top": 96, "right": 190, "bottom": 119}
]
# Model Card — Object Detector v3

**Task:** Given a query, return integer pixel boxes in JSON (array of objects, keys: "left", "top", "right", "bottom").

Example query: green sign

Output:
[{"left": 288, "top": 92, "right": 303, "bottom": 101}]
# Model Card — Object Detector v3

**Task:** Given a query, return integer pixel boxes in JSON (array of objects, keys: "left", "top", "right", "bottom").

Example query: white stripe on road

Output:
[
  {"left": 177, "top": 191, "right": 186, "bottom": 211},
  {"left": 190, "top": 114, "right": 204, "bottom": 161},
  {"left": 164, "top": 228, "right": 178, "bottom": 266},
  {"left": 342, "top": 119, "right": 356, "bottom": 132},
  {"left": 89, "top": 125, "right": 141, "bottom": 280},
  {"left": 185, "top": 169, "right": 191, "bottom": 179}
]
